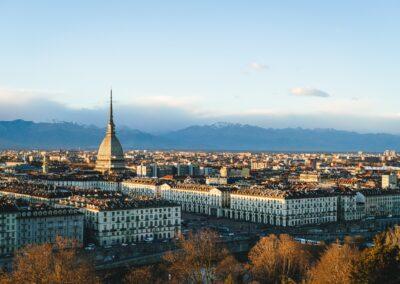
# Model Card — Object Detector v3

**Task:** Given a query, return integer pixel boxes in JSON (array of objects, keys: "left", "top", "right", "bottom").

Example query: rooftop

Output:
[
  {"left": 232, "top": 186, "right": 337, "bottom": 199},
  {"left": 0, "top": 197, "right": 81, "bottom": 216},
  {"left": 0, "top": 181, "right": 72, "bottom": 199},
  {"left": 62, "top": 195, "right": 178, "bottom": 211}
]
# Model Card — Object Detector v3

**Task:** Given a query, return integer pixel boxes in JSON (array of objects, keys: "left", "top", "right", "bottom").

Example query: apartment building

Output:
[
  {"left": 206, "top": 177, "right": 228, "bottom": 186},
  {"left": 337, "top": 191, "right": 365, "bottom": 221},
  {"left": 160, "top": 183, "right": 231, "bottom": 217},
  {"left": 227, "top": 187, "right": 337, "bottom": 227},
  {"left": 299, "top": 172, "right": 321, "bottom": 183},
  {"left": 61, "top": 196, "right": 181, "bottom": 246},
  {"left": 121, "top": 178, "right": 162, "bottom": 198},
  {"left": 357, "top": 189, "right": 400, "bottom": 217},
  {"left": 17, "top": 204, "right": 84, "bottom": 248},
  {"left": 0, "top": 197, "right": 84, "bottom": 255},
  {"left": 0, "top": 199, "right": 18, "bottom": 255},
  {"left": 382, "top": 173, "right": 398, "bottom": 189}
]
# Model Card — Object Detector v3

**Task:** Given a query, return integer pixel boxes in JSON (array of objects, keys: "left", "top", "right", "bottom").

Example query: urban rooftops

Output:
[
  {"left": 61, "top": 195, "right": 178, "bottom": 211},
  {"left": 232, "top": 186, "right": 337, "bottom": 199},
  {"left": 0, "top": 181, "right": 72, "bottom": 199}
]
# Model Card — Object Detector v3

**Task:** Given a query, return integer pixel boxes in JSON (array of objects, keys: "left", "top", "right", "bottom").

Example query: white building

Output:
[
  {"left": 160, "top": 183, "right": 231, "bottom": 217},
  {"left": 0, "top": 200, "right": 18, "bottom": 255},
  {"left": 337, "top": 191, "right": 364, "bottom": 221},
  {"left": 227, "top": 187, "right": 337, "bottom": 227},
  {"left": 357, "top": 189, "right": 400, "bottom": 217},
  {"left": 0, "top": 198, "right": 84, "bottom": 255},
  {"left": 136, "top": 165, "right": 151, "bottom": 177},
  {"left": 61, "top": 196, "right": 181, "bottom": 246},
  {"left": 121, "top": 178, "right": 162, "bottom": 198},
  {"left": 206, "top": 177, "right": 228, "bottom": 186}
]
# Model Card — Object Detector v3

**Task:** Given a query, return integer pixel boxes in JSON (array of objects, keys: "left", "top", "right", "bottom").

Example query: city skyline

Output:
[
  {"left": 1, "top": 1, "right": 400, "bottom": 133},
  {"left": 2, "top": 2, "right": 400, "bottom": 281}
]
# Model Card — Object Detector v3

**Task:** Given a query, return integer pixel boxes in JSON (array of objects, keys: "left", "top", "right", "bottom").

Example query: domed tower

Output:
[{"left": 95, "top": 90, "right": 125, "bottom": 174}]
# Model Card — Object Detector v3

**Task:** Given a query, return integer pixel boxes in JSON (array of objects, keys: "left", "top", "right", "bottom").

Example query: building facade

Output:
[
  {"left": 160, "top": 183, "right": 231, "bottom": 217},
  {"left": 0, "top": 198, "right": 84, "bottom": 255},
  {"left": 61, "top": 196, "right": 181, "bottom": 246},
  {"left": 0, "top": 200, "right": 18, "bottom": 255},
  {"left": 17, "top": 205, "right": 84, "bottom": 248},
  {"left": 358, "top": 189, "right": 400, "bottom": 217},
  {"left": 227, "top": 187, "right": 337, "bottom": 227},
  {"left": 121, "top": 178, "right": 162, "bottom": 198}
]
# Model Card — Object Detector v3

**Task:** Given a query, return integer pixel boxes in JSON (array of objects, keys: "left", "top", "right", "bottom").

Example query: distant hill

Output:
[
  {"left": 162, "top": 122, "right": 400, "bottom": 151},
  {"left": 1, "top": 120, "right": 400, "bottom": 152},
  {"left": 0, "top": 120, "right": 158, "bottom": 150}
]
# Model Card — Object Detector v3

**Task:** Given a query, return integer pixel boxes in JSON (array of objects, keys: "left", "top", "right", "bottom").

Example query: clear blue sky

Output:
[{"left": 1, "top": 1, "right": 400, "bottom": 133}]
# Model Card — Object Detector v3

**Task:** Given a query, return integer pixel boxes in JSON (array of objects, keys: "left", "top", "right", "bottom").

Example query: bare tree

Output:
[
  {"left": 124, "top": 266, "right": 153, "bottom": 284},
  {"left": 215, "top": 255, "right": 244, "bottom": 283},
  {"left": 164, "top": 229, "right": 229, "bottom": 284},
  {"left": 248, "top": 234, "right": 310, "bottom": 283},
  {"left": 1, "top": 237, "right": 97, "bottom": 284},
  {"left": 308, "top": 243, "right": 359, "bottom": 284}
]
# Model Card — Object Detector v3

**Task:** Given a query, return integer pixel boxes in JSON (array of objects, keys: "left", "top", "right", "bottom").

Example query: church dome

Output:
[
  {"left": 97, "top": 132, "right": 124, "bottom": 161},
  {"left": 95, "top": 90, "right": 126, "bottom": 174}
]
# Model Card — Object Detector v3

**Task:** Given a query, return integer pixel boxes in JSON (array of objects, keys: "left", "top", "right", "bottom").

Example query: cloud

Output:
[
  {"left": 0, "top": 87, "right": 64, "bottom": 104},
  {"left": 290, "top": 87, "right": 330, "bottom": 98},
  {"left": 2, "top": 87, "right": 400, "bottom": 134},
  {"left": 133, "top": 95, "right": 202, "bottom": 112},
  {"left": 0, "top": 89, "right": 205, "bottom": 132},
  {"left": 249, "top": 62, "right": 268, "bottom": 71}
]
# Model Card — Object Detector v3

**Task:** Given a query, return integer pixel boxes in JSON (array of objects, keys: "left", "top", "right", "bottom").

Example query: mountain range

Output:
[{"left": 1, "top": 119, "right": 400, "bottom": 152}]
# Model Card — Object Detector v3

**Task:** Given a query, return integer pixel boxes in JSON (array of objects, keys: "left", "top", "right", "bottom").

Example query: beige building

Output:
[
  {"left": 251, "top": 161, "right": 268, "bottom": 171},
  {"left": 382, "top": 173, "right": 398, "bottom": 189},
  {"left": 220, "top": 167, "right": 250, "bottom": 178},
  {"left": 299, "top": 172, "right": 320, "bottom": 183}
]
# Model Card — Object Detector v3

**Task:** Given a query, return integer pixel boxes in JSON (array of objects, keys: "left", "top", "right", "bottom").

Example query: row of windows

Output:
[{"left": 95, "top": 207, "right": 178, "bottom": 217}]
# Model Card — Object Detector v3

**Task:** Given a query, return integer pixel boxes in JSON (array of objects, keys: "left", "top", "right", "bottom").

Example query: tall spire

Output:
[
  {"left": 107, "top": 89, "right": 115, "bottom": 134},
  {"left": 109, "top": 88, "right": 114, "bottom": 125},
  {"left": 96, "top": 88, "right": 126, "bottom": 174}
]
